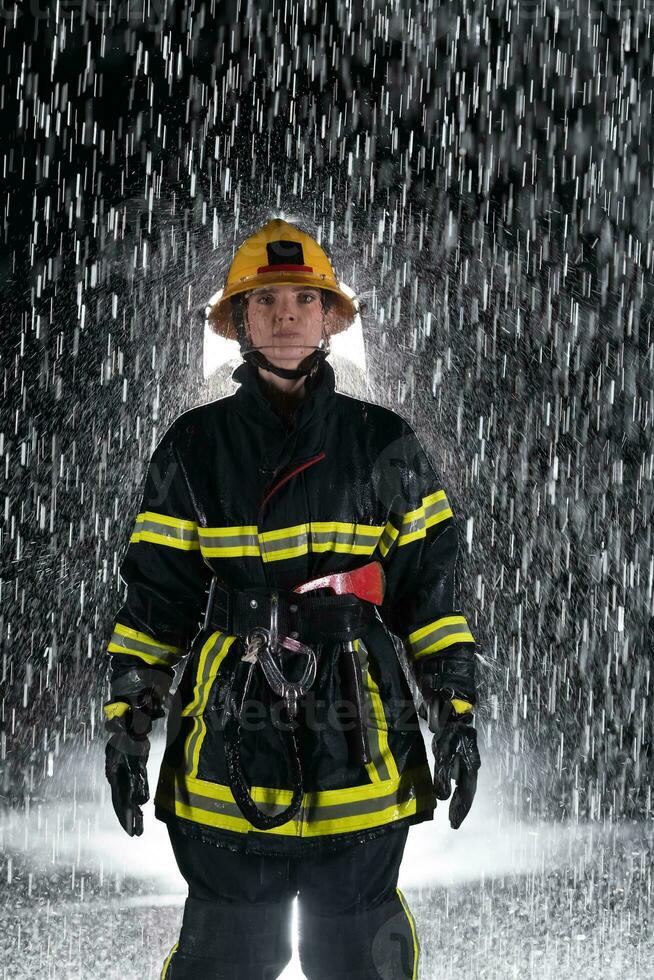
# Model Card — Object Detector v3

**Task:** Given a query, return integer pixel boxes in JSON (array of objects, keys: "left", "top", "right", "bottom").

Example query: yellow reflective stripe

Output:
[
  {"left": 138, "top": 510, "right": 197, "bottom": 530},
  {"left": 262, "top": 522, "right": 309, "bottom": 541},
  {"left": 397, "top": 491, "right": 453, "bottom": 547},
  {"left": 377, "top": 520, "right": 399, "bottom": 558},
  {"left": 396, "top": 888, "right": 420, "bottom": 980},
  {"left": 181, "top": 633, "right": 235, "bottom": 717},
  {"left": 259, "top": 524, "right": 308, "bottom": 563},
  {"left": 311, "top": 521, "right": 381, "bottom": 537},
  {"left": 107, "top": 622, "right": 185, "bottom": 667},
  {"left": 451, "top": 698, "right": 474, "bottom": 715},
  {"left": 424, "top": 490, "right": 453, "bottom": 528},
  {"left": 362, "top": 647, "right": 400, "bottom": 783},
  {"left": 103, "top": 700, "right": 130, "bottom": 720},
  {"left": 198, "top": 521, "right": 387, "bottom": 561},
  {"left": 111, "top": 623, "right": 182, "bottom": 653},
  {"left": 202, "top": 543, "right": 261, "bottom": 557},
  {"left": 155, "top": 776, "right": 302, "bottom": 835},
  {"left": 262, "top": 542, "right": 308, "bottom": 562},
  {"left": 311, "top": 521, "right": 383, "bottom": 556},
  {"left": 353, "top": 639, "right": 383, "bottom": 784},
  {"left": 155, "top": 763, "right": 433, "bottom": 838},
  {"left": 312, "top": 540, "right": 379, "bottom": 555},
  {"left": 156, "top": 791, "right": 301, "bottom": 836},
  {"left": 201, "top": 525, "right": 259, "bottom": 536},
  {"left": 130, "top": 511, "right": 200, "bottom": 550},
  {"left": 406, "top": 615, "right": 475, "bottom": 659},
  {"left": 160, "top": 942, "right": 179, "bottom": 980},
  {"left": 401, "top": 491, "right": 450, "bottom": 524},
  {"left": 302, "top": 796, "right": 421, "bottom": 836},
  {"left": 198, "top": 525, "right": 260, "bottom": 557},
  {"left": 182, "top": 632, "right": 236, "bottom": 779},
  {"left": 159, "top": 761, "right": 428, "bottom": 808}
]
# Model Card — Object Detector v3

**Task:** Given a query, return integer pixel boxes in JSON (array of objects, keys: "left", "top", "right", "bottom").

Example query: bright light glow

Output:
[
  {"left": 203, "top": 322, "right": 241, "bottom": 380},
  {"left": 330, "top": 311, "right": 366, "bottom": 373},
  {"left": 278, "top": 898, "right": 307, "bottom": 979}
]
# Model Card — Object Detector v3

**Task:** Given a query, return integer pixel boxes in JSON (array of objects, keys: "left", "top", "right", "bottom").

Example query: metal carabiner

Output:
[{"left": 257, "top": 639, "right": 317, "bottom": 721}]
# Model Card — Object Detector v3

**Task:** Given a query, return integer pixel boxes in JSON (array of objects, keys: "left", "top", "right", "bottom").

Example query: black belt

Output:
[{"left": 203, "top": 578, "right": 375, "bottom": 643}]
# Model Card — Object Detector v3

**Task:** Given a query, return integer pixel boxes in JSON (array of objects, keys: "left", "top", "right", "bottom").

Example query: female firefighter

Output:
[{"left": 103, "top": 218, "right": 481, "bottom": 980}]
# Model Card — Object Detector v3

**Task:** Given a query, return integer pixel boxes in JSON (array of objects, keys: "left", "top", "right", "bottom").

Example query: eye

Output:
[{"left": 299, "top": 292, "right": 318, "bottom": 303}]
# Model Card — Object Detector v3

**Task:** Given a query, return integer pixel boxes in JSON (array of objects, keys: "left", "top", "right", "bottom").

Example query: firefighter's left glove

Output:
[
  {"left": 427, "top": 695, "right": 480, "bottom": 830},
  {"left": 417, "top": 652, "right": 481, "bottom": 830},
  {"left": 103, "top": 685, "right": 166, "bottom": 837}
]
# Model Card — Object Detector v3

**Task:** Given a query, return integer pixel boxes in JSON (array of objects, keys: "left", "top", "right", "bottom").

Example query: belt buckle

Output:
[
  {"left": 242, "top": 590, "right": 278, "bottom": 662},
  {"left": 203, "top": 576, "right": 231, "bottom": 632}
]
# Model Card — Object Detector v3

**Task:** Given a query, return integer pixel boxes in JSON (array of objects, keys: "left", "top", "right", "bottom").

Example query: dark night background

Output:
[{"left": 1, "top": 1, "right": 653, "bottom": 977}]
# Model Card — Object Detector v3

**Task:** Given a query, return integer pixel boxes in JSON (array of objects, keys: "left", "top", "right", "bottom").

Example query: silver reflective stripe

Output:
[
  {"left": 378, "top": 523, "right": 399, "bottom": 558},
  {"left": 184, "top": 632, "right": 234, "bottom": 776},
  {"left": 409, "top": 620, "right": 472, "bottom": 657},
  {"left": 108, "top": 630, "right": 180, "bottom": 666},
  {"left": 162, "top": 774, "right": 431, "bottom": 826},
  {"left": 171, "top": 788, "right": 250, "bottom": 821},
  {"left": 304, "top": 778, "right": 422, "bottom": 821},
  {"left": 200, "top": 532, "right": 259, "bottom": 550},
  {"left": 136, "top": 518, "right": 198, "bottom": 543},
  {"left": 400, "top": 514, "right": 425, "bottom": 537},
  {"left": 425, "top": 495, "right": 451, "bottom": 524},
  {"left": 311, "top": 529, "right": 379, "bottom": 549},
  {"left": 261, "top": 529, "right": 309, "bottom": 557}
]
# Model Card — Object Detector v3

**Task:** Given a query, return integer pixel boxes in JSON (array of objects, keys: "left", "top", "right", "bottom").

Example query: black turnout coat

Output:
[{"left": 106, "top": 359, "right": 476, "bottom": 856}]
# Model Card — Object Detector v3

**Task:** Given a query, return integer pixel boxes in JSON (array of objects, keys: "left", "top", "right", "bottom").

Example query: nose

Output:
[{"left": 274, "top": 296, "right": 297, "bottom": 323}]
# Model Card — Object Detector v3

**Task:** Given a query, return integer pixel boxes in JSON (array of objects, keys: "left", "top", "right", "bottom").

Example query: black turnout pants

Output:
[{"left": 161, "top": 823, "right": 419, "bottom": 980}]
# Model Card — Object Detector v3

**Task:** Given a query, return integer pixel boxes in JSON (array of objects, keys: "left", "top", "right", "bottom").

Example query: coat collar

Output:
[
  {"left": 230, "top": 358, "right": 336, "bottom": 486},
  {"left": 231, "top": 357, "right": 336, "bottom": 434}
]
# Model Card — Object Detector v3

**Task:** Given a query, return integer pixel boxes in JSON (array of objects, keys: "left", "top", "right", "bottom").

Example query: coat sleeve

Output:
[
  {"left": 105, "top": 422, "right": 212, "bottom": 694},
  {"left": 375, "top": 422, "right": 477, "bottom": 714}
]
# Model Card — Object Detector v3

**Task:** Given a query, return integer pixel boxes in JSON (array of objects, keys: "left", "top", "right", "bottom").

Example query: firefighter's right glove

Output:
[{"left": 103, "top": 686, "right": 165, "bottom": 837}]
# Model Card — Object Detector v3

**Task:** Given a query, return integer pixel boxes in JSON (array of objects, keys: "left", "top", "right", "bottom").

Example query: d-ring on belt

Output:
[{"left": 203, "top": 562, "right": 386, "bottom": 830}]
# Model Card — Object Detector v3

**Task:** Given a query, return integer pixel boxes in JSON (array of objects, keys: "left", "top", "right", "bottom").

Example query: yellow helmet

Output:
[{"left": 206, "top": 218, "right": 357, "bottom": 341}]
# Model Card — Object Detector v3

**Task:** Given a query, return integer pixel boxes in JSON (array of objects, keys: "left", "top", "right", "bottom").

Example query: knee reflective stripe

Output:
[
  {"left": 395, "top": 889, "right": 419, "bottom": 980},
  {"left": 160, "top": 942, "right": 179, "bottom": 979}
]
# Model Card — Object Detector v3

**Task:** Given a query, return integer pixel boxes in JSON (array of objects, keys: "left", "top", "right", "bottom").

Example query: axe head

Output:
[{"left": 293, "top": 561, "right": 386, "bottom": 605}]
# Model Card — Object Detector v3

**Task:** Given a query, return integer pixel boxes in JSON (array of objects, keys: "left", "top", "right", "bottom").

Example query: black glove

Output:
[
  {"left": 417, "top": 651, "right": 481, "bottom": 830},
  {"left": 427, "top": 694, "right": 480, "bottom": 830},
  {"left": 103, "top": 674, "right": 167, "bottom": 837}
]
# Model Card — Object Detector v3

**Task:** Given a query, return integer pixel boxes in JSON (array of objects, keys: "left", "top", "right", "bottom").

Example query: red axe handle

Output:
[{"left": 293, "top": 561, "right": 386, "bottom": 605}]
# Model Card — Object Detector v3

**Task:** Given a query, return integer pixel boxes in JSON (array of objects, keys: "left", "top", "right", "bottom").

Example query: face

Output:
[{"left": 243, "top": 284, "right": 325, "bottom": 368}]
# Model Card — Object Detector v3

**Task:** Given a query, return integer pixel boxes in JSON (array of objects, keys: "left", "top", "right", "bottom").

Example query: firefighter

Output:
[{"left": 103, "top": 219, "right": 481, "bottom": 979}]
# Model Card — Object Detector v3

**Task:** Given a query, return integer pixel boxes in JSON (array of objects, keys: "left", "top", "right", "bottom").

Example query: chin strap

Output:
[{"left": 242, "top": 346, "right": 327, "bottom": 380}]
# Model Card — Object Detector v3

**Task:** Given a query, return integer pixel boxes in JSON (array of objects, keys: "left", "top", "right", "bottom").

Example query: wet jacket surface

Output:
[{"left": 106, "top": 359, "right": 476, "bottom": 856}]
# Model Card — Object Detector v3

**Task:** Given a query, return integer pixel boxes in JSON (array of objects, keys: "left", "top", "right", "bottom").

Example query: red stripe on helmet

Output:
[{"left": 256, "top": 264, "right": 314, "bottom": 274}]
